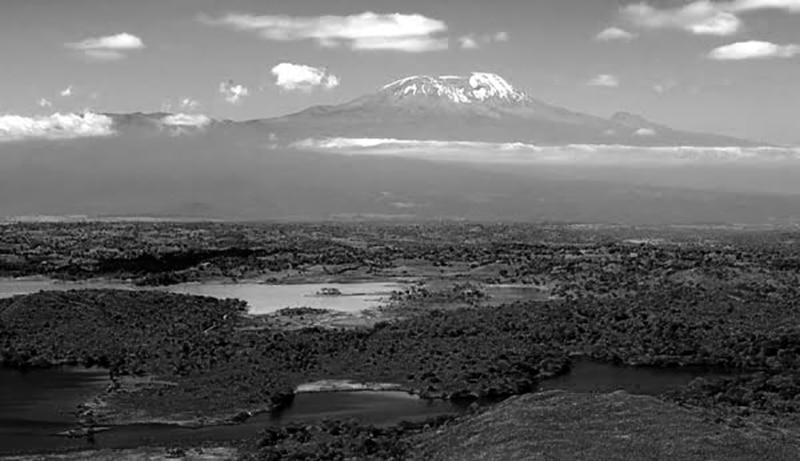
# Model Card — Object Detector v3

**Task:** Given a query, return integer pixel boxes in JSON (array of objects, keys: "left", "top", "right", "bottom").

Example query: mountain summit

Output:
[{"left": 378, "top": 73, "right": 528, "bottom": 105}]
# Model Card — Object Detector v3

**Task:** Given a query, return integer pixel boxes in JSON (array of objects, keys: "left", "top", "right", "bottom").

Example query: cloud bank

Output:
[
  {"left": 621, "top": 0, "right": 800, "bottom": 37},
  {"left": 271, "top": 63, "right": 340, "bottom": 92},
  {"left": 65, "top": 33, "right": 144, "bottom": 61},
  {"left": 290, "top": 137, "right": 800, "bottom": 165},
  {"left": 203, "top": 12, "right": 448, "bottom": 52},
  {"left": 0, "top": 113, "right": 115, "bottom": 142}
]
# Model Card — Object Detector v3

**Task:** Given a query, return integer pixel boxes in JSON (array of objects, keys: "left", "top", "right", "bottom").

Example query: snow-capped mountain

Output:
[
  {"left": 0, "top": 72, "right": 797, "bottom": 224},
  {"left": 379, "top": 73, "right": 528, "bottom": 105},
  {"left": 260, "top": 72, "right": 758, "bottom": 147}
]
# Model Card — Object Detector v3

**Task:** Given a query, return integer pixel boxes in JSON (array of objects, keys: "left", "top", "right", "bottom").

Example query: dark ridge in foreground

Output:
[{"left": 410, "top": 391, "right": 800, "bottom": 461}]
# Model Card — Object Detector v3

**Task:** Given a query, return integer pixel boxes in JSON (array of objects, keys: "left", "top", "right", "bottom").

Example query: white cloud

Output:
[
  {"left": 588, "top": 74, "right": 620, "bottom": 87},
  {"left": 60, "top": 86, "right": 73, "bottom": 97},
  {"left": 65, "top": 33, "right": 145, "bottom": 61},
  {"left": 622, "top": 2, "right": 741, "bottom": 36},
  {"left": 180, "top": 98, "right": 201, "bottom": 111},
  {"left": 271, "top": 62, "right": 340, "bottom": 92},
  {"left": 0, "top": 113, "right": 115, "bottom": 142},
  {"left": 622, "top": 0, "right": 800, "bottom": 38},
  {"left": 493, "top": 31, "right": 510, "bottom": 42},
  {"left": 709, "top": 40, "right": 800, "bottom": 59},
  {"left": 730, "top": 0, "right": 800, "bottom": 12},
  {"left": 219, "top": 80, "right": 250, "bottom": 104},
  {"left": 458, "top": 31, "right": 509, "bottom": 50},
  {"left": 161, "top": 114, "right": 212, "bottom": 127},
  {"left": 203, "top": 12, "right": 448, "bottom": 52},
  {"left": 38, "top": 98, "right": 53, "bottom": 108},
  {"left": 596, "top": 27, "right": 636, "bottom": 41},
  {"left": 458, "top": 35, "right": 479, "bottom": 49}
]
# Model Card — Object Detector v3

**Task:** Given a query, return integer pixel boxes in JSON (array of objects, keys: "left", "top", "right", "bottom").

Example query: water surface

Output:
[
  {"left": 539, "top": 360, "right": 732, "bottom": 395},
  {"left": 0, "top": 368, "right": 458, "bottom": 455},
  {"left": 0, "top": 278, "right": 400, "bottom": 315}
]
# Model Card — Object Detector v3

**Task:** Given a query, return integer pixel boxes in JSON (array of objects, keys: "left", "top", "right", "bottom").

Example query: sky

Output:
[{"left": 1, "top": 0, "right": 799, "bottom": 144}]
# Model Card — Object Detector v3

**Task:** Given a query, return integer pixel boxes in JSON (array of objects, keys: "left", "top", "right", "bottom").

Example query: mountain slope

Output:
[{"left": 257, "top": 73, "right": 758, "bottom": 147}]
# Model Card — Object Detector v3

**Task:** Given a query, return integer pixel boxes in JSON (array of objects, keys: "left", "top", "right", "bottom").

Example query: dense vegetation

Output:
[
  {"left": 240, "top": 417, "right": 456, "bottom": 461},
  {"left": 4, "top": 222, "right": 800, "bottom": 456}
]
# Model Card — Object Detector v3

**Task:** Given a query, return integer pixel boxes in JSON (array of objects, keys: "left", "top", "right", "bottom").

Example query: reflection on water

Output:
[
  {"left": 0, "top": 367, "right": 109, "bottom": 454},
  {"left": 0, "top": 278, "right": 400, "bottom": 314}
]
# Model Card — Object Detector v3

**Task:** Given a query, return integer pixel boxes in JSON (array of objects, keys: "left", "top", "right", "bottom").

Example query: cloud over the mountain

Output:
[
  {"left": 271, "top": 63, "right": 339, "bottom": 92},
  {"left": 65, "top": 33, "right": 144, "bottom": 60},
  {"left": 0, "top": 113, "right": 115, "bottom": 142},
  {"left": 60, "top": 86, "right": 73, "bottom": 97},
  {"left": 219, "top": 80, "right": 249, "bottom": 104},
  {"left": 38, "top": 98, "right": 53, "bottom": 108},
  {"left": 709, "top": 40, "right": 800, "bottom": 59},
  {"left": 202, "top": 12, "right": 448, "bottom": 52},
  {"left": 588, "top": 74, "right": 620, "bottom": 87},
  {"left": 291, "top": 137, "right": 799, "bottom": 165}
]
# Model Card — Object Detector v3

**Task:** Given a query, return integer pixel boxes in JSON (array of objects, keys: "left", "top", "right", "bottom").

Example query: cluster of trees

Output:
[{"left": 240, "top": 417, "right": 455, "bottom": 461}]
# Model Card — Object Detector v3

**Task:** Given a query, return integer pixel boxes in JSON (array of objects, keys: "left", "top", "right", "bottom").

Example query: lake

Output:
[
  {"left": 0, "top": 360, "right": 739, "bottom": 455},
  {"left": 0, "top": 278, "right": 401, "bottom": 315},
  {"left": 0, "top": 367, "right": 460, "bottom": 455},
  {"left": 539, "top": 359, "right": 734, "bottom": 395}
]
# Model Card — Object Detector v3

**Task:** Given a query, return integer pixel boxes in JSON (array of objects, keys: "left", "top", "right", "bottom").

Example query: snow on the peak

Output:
[
  {"left": 468, "top": 73, "right": 520, "bottom": 101},
  {"left": 381, "top": 76, "right": 422, "bottom": 90},
  {"left": 379, "top": 72, "right": 527, "bottom": 104}
]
